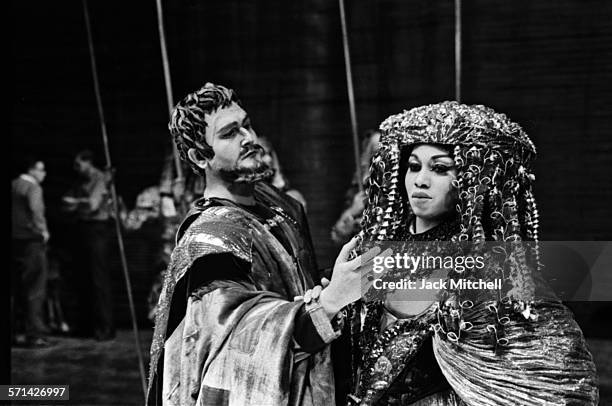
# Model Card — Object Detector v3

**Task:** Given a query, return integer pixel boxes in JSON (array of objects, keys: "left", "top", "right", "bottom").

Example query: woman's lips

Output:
[{"left": 411, "top": 192, "right": 431, "bottom": 199}]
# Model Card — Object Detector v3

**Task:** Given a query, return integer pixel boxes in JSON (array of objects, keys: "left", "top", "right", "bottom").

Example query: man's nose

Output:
[{"left": 239, "top": 127, "right": 255, "bottom": 143}]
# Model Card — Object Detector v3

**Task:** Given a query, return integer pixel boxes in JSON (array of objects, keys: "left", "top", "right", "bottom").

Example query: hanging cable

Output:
[
  {"left": 82, "top": 0, "right": 147, "bottom": 399},
  {"left": 155, "top": 0, "right": 183, "bottom": 182},
  {"left": 455, "top": 0, "right": 462, "bottom": 102},
  {"left": 339, "top": 0, "right": 363, "bottom": 192}
]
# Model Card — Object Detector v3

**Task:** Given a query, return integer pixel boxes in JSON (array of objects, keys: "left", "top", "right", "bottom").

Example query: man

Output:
[
  {"left": 331, "top": 129, "right": 381, "bottom": 245},
  {"left": 11, "top": 157, "right": 52, "bottom": 347},
  {"left": 62, "top": 149, "right": 115, "bottom": 341},
  {"left": 147, "top": 83, "right": 376, "bottom": 406},
  {"left": 257, "top": 135, "right": 308, "bottom": 210}
]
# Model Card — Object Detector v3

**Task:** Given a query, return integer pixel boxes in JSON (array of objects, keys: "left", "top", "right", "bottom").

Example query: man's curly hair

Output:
[{"left": 169, "top": 82, "right": 242, "bottom": 176}]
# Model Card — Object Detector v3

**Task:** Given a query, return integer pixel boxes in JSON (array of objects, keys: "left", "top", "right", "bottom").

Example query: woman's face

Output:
[{"left": 405, "top": 144, "right": 457, "bottom": 223}]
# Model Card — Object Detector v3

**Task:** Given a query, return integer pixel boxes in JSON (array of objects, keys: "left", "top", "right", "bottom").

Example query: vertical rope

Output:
[
  {"left": 339, "top": 0, "right": 363, "bottom": 191},
  {"left": 82, "top": 0, "right": 147, "bottom": 399},
  {"left": 455, "top": 0, "right": 462, "bottom": 102},
  {"left": 155, "top": 0, "right": 183, "bottom": 181}
]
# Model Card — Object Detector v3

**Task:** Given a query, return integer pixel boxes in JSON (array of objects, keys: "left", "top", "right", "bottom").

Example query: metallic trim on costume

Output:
[{"left": 304, "top": 301, "right": 342, "bottom": 344}]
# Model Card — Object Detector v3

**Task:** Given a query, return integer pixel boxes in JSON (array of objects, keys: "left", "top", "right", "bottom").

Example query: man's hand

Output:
[
  {"left": 42, "top": 231, "right": 50, "bottom": 244},
  {"left": 319, "top": 236, "right": 385, "bottom": 319},
  {"left": 294, "top": 278, "right": 330, "bottom": 303}
]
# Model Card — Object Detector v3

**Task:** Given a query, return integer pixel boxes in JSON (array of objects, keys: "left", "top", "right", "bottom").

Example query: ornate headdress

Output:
[{"left": 360, "top": 101, "right": 539, "bottom": 246}]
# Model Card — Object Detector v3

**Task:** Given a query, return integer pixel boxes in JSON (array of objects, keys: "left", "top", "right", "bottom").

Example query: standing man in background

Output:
[
  {"left": 11, "top": 156, "right": 53, "bottom": 348},
  {"left": 62, "top": 149, "right": 115, "bottom": 341}
]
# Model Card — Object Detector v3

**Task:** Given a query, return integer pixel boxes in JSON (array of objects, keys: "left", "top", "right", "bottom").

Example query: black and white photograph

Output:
[{"left": 8, "top": 0, "right": 612, "bottom": 405}]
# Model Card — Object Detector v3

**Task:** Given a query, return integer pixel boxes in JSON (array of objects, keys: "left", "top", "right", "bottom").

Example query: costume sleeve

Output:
[
  {"left": 27, "top": 184, "right": 48, "bottom": 236},
  {"left": 188, "top": 253, "right": 339, "bottom": 354},
  {"left": 162, "top": 279, "right": 335, "bottom": 406}
]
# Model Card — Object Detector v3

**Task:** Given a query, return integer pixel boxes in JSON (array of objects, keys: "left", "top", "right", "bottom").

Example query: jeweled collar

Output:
[{"left": 399, "top": 216, "right": 460, "bottom": 242}]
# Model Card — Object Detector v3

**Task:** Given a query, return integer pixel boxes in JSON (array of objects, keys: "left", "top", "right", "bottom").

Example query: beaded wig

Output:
[{"left": 361, "top": 101, "right": 539, "bottom": 245}]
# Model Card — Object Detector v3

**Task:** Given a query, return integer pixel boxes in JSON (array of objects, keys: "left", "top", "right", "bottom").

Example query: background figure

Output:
[
  {"left": 45, "top": 251, "right": 71, "bottom": 334},
  {"left": 123, "top": 186, "right": 162, "bottom": 232},
  {"left": 257, "top": 135, "right": 308, "bottom": 210},
  {"left": 159, "top": 151, "right": 206, "bottom": 219},
  {"left": 11, "top": 156, "right": 52, "bottom": 348},
  {"left": 143, "top": 152, "right": 206, "bottom": 322},
  {"left": 331, "top": 130, "right": 381, "bottom": 245},
  {"left": 61, "top": 149, "right": 115, "bottom": 341},
  {"left": 122, "top": 184, "right": 167, "bottom": 322}
]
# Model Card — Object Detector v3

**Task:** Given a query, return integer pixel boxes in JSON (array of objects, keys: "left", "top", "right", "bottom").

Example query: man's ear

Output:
[{"left": 187, "top": 148, "right": 208, "bottom": 170}]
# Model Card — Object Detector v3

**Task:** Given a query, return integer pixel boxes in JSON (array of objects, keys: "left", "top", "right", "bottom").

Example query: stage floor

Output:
[{"left": 11, "top": 330, "right": 612, "bottom": 405}]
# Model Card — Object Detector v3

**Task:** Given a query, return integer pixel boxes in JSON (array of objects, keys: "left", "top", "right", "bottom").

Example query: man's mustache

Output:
[{"left": 239, "top": 143, "right": 265, "bottom": 158}]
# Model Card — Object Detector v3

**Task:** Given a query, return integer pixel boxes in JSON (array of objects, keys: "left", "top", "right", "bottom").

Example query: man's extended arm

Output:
[{"left": 187, "top": 253, "right": 339, "bottom": 354}]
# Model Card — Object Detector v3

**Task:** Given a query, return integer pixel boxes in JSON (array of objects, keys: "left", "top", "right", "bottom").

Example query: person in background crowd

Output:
[
  {"left": 123, "top": 184, "right": 168, "bottom": 322},
  {"left": 140, "top": 155, "right": 205, "bottom": 323},
  {"left": 45, "top": 250, "right": 71, "bottom": 335},
  {"left": 257, "top": 135, "right": 308, "bottom": 210},
  {"left": 331, "top": 130, "right": 381, "bottom": 245},
  {"left": 11, "top": 156, "right": 54, "bottom": 348},
  {"left": 61, "top": 149, "right": 116, "bottom": 341}
]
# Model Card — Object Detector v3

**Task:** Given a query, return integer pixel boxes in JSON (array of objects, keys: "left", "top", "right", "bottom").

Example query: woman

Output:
[{"left": 348, "top": 102, "right": 599, "bottom": 405}]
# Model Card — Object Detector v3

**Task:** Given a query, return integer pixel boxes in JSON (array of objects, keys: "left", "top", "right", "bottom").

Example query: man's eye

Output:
[
  {"left": 220, "top": 129, "right": 238, "bottom": 139},
  {"left": 408, "top": 163, "right": 421, "bottom": 172}
]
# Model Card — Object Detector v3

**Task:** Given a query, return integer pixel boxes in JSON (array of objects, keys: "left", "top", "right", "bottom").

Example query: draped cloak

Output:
[{"left": 147, "top": 183, "right": 336, "bottom": 406}]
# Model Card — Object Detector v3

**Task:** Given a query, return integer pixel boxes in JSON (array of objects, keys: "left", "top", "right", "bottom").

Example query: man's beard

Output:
[{"left": 212, "top": 144, "right": 274, "bottom": 184}]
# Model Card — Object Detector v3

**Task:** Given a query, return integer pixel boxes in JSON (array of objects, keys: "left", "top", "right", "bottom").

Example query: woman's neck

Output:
[{"left": 413, "top": 217, "right": 440, "bottom": 234}]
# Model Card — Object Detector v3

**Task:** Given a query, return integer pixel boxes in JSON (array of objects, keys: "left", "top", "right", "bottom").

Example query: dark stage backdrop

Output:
[{"left": 11, "top": 0, "right": 612, "bottom": 331}]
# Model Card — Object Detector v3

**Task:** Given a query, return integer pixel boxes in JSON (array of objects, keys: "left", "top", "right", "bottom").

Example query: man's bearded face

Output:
[
  {"left": 203, "top": 102, "right": 272, "bottom": 184},
  {"left": 210, "top": 142, "right": 273, "bottom": 183}
]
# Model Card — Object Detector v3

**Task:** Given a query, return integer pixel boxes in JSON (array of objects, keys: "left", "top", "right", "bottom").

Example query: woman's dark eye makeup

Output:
[
  {"left": 432, "top": 164, "right": 453, "bottom": 173},
  {"left": 408, "top": 159, "right": 453, "bottom": 173},
  {"left": 407, "top": 161, "right": 419, "bottom": 170}
]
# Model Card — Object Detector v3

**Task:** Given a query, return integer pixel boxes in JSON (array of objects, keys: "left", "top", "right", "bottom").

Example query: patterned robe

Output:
[{"left": 147, "top": 183, "right": 336, "bottom": 406}]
